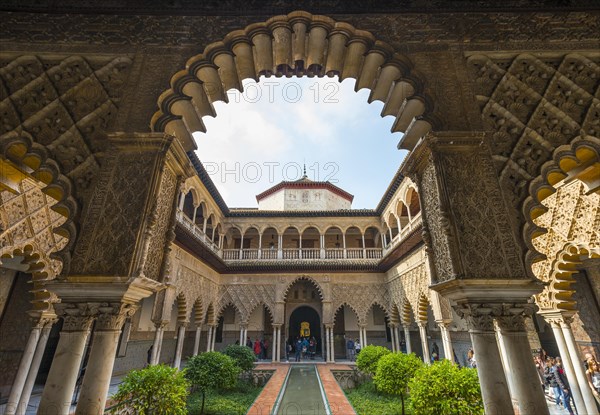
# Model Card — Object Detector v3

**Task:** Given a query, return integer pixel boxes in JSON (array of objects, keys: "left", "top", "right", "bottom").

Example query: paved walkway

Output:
[
  {"left": 317, "top": 364, "right": 357, "bottom": 415},
  {"left": 247, "top": 364, "right": 290, "bottom": 415}
]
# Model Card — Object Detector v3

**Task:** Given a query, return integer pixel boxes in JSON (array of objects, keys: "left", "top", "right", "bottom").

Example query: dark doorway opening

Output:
[{"left": 288, "top": 306, "right": 321, "bottom": 355}]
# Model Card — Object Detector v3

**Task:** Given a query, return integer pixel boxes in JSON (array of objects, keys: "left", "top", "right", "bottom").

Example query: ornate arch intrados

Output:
[
  {"left": 282, "top": 275, "right": 324, "bottom": 301},
  {"left": 151, "top": 11, "right": 438, "bottom": 152},
  {"left": 247, "top": 301, "right": 275, "bottom": 323},
  {"left": 523, "top": 135, "right": 600, "bottom": 267}
]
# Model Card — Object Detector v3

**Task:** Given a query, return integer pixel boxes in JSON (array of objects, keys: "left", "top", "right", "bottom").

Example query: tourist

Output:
[
  {"left": 309, "top": 337, "right": 316, "bottom": 360},
  {"left": 550, "top": 356, "right": 575, "bottom": 414},
  {"left": 544, "top": 357, "right": 560, "bottom": 406},
  {"left": 254, "top": 338, "right": 261, "bottom": 359},
  {"left": 586, "top": 355, "right": 600, "bottom": 400},
  {"left": 295, "top": 338, "right": 302, "bottom": 362},
  {"left": 286, "top": 342, "right": 292, "bottom": 362},
  {"left": 147, "top": 345, "right": 153, "bottom": 366},
  {"left": 467, "top": 348, "right": 477, "bottom": 368},
  {"left": 355, "top": 338, "right": 361, "bottom": 356},
  {"left": 346, "top": 337, "right": 355, "bottom": 361},
  {"left": 301, "top": 337, "right": 309, "bottom": 360},
  {"left": 534, "top": 355, "right": 546, "bottom": 391},
  {"left": 246, "top": 336, "right": 253, "bottom": 348}
]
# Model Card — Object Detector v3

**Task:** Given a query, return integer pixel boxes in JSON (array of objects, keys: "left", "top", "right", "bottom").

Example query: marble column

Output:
[
  {"left": 390, "top": 324, "right": 397, "bottom": 352},
  {"left": 437, "top": 320, "right": 454, "bottom": 362},
  {"left": 211, "top": 325, "right": 217, "bottom": 351},
  {"left": 544, "top": 317, "right": 588, "bottom": 415},
  {"left": 456, "top": 303, "right": 513, "bottom": 415},
  {"left": 495, "top": 307, "right": 549, "bottom": 415},
  {"left": 193, "top": 324, "right": 202, "bottom": 356},
  {"left": 272, "top": 326, "right": 277, "bottom": 362},
  {"left": 76, "top": 304, "right": 136, "bottom": 415},
  {"left": 329, "top": 326, "right": 335, "bottom": 362},
  {"left": 362, "top": 327, "right": 368, "bottom": 347},
  {"left": 560, "top": 317, "right": 599, "bottom": 414},
  {"left": 38, "top": 312, "right": 94, "bottom": 414},
  {"left": 5, "top": 323, "right": 43, "bottom": 415},
  {"left": 324, "top": 326, "right": 329, "bottom": 362},
  {"left": 206, "top": 325, "right": 213, "bottom": 352},
  {"left": 494, "top": 322, "right": 516, "bottom": 400},
  {"left": 151, "top": 321, "right": 167, "bottom": 365},
  {"left": 239, "top": 325, "right": 246, "bottom": 346},
  {"left": 17, "top": 320, "right": 54, "bottom": 415},
  {"left": 173, "top": 323, "right": 187, "bottom": 369},
  {"left": 7, "top": 317, "right": 55, "bottom": 415},
  {"left": 403, "top": 325, "right": 412, "bottom": 354},
  {"left": 417, "top": 322, "right": 430, "bottom": 364}
]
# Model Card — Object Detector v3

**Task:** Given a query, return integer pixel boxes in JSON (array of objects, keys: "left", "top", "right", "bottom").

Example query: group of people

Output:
[
  {"left": 345, "top": 337, "right": 361, "bottom": 361},
  {"left": 288, "top": 336, "right": 318, "bottom": 361},
  {"left": 241, "top": 337, "right": 269, "bottom": 359},
  {"left": 534, "top": 350, "right": 600, "bottom": 414}
]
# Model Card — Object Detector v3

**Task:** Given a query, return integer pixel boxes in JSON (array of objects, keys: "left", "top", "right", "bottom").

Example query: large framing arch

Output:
[
  {"left": 150, "top": 11, "right": 439, "bottom": 152},
  {"left": 281, "top": 275, "right": 325, "bottom": 303}
]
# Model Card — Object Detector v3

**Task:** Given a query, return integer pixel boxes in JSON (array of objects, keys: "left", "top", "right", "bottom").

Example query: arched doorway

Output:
[{"left": 288, "top": 306, "right": 321, "bottom": 356}]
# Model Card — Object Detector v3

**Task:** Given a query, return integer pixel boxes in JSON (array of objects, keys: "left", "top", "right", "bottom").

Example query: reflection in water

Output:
[{"left": 275, "top": 365, "right": 329, "bottom": 415}]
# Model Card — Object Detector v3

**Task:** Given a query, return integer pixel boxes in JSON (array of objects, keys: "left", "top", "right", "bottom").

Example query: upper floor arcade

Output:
[{"left": 174, "top": 154, "right": 423, "bottom": 271}]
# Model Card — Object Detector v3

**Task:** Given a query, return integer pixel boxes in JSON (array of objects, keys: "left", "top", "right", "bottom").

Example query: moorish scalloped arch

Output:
[
  {"left": 522, "top": 135, "right": 600, "bottom": 268},
  {"left": 247, "top": 301, "right": 275, "bottom": 324},
  {"left": 282, "top": 275, "right": 325, "bottom": 302},
  {"left": 535, "top": 243, "right": 600, "bottom": 311},
  {"left": 0, "top": 244, "right": 59, "bottom": 315},
  {"left": 150, "top": 10, "right": 439, "bottom": 152},
  {"left": 332, "top": 301, "right": 360, "bottom": 325}
]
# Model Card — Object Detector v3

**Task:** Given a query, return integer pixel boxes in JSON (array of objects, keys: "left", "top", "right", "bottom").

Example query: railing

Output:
[
  {"left": 366, "top": 248, "right": 383, "bottom": 259},
  {"left": 282, "top": 248, "right": 299, "bottom": 259},
  {"left": 302, "top": 248, "right": 320, "bottom": 259},
  {"left": 242, "top": 248, "right": 259, "bottom": 259},
  {"left": 177, "top": 211, "right": 220, "bottom": 253},
  {"left": 325, "top": 248, "right": 344, "bottom": 259},
  {"left": 261, "top": 248, "right": 278, "bottom": 259},
  {"left": 346, "top": 248, "right": 364, "bottom": 259},
  {"left": 222, "top": 249, "right": 238, "bottom": 260}
]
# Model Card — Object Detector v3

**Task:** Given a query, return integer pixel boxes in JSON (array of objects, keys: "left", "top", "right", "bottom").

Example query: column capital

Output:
[
  {"left": 416, "top": 321, "right": 428, "bottom": 329},
  {"left": 455, "top": 302, "right": 536, "bottom": 333},
  {"left": 95, "top": 302, "right": 139, "bottom": 331},
  {"left": 325, "top": 324, "right": 334, "bottom": 330},
  {"left": 538, "top": 310, "right": 575, "bottom": 328},
  {"left": 436, "top": 319, "right": 452, "bottom": 329},
  {"left": 153, "top": 320, "right": 170, "bottom": 329},
  {"left": 272, "top": 323, "right": 282, "bottom": 329},
  {"left": 54, "top": 302, "right": 97, "bottom": 332}
]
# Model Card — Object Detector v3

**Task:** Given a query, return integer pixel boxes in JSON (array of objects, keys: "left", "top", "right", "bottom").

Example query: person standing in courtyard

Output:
[{"left": 346, "top": 337, "right": 355, "bottom": 361}]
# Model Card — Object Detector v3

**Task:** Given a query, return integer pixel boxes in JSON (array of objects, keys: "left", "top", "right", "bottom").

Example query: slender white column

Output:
[
  {"left": 5, "top": 324, "right": 43, "bottom": 415},
  {"left": 394, "top": 327, "right": 401, "bottom": 353},
  {"left": 272, "top": 327, "right": 277, "bottom": 362},
  {"left": 403, "top": 326, "right": 412, "bottom": 354},
  {"left": 438, "top": 321, "right": 454, "bottom": 362},
  {"left": 299, "top": 234, "right": 302, "bottom": 259},
  {"left": 277, "top": 235, "right": 283, "bottom": 259},
  {"left": 561, "top": 319, "right": 599, "bottom": 414},
  {"left": 329, "top": 327, "right": 335, "bottom": 362},
  {"left": 240, "top": 325, "right": 245, "bottom": 346},
  {"left": 178, "top": 191, "right": 185, "bottom": 210},
  {"left": 547, "top": 320, "right": 588, "bottom": 414},
  {"left": 277, "top": 327, "right": 282, "bottom": 362},
  {"left": 17, "top": 322, "right": 53, "bottom": 415},
  {"left": 206, "top": 325, "right": 213, "bottom": 352},
  {"left": 211, "top": 326, "right": 217, "bottom": 351},
  {"left": 151, "top": 322, "right": 166, "bottom": 365},
  {"left": 39, "top": 315, "right": 93, "bottom": 415},
  {"left": 324, "top": 327, "right": 329, "bottom": 362},
  {"left": 173, "top": 324, "right": 186, "bottom": 368},
  {"left": 390, "top": 325, "right": 396, "bottom": 351},
  {"left": 192, "top": 205, "right": 198, "bottom": 223},
  {"left": 342, "top": 233, "right": 347, "bottom": 259},
  {"left": 258, "top": 233, "right": 263, "bottom": 259},
  {"left": 239, "top": 234, "right": 244, "bottom": 259},
  {"left": 193, "top": 325, "right": 202, "bottom": 356},
  {"left": 363, "top": 327, "right": 368, "bottom": 347},
  {"left": 361, "top": 234, "right": 366, "bottom": 258},
  {"left": 203, "top": 217, "right": 208, "bottom": 234},
  {"left": 417, "top": 322, "right": 430, "bottom": 363}
]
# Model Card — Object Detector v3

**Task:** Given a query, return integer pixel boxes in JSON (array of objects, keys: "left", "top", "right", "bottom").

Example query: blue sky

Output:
[{"left": 193, "top": 76, "right": 408, "bottom": 209}]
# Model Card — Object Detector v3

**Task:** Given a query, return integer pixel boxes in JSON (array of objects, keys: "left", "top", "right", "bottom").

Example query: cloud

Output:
[{"left": 192, "top": 76, "right": 405, "bottom": 208}]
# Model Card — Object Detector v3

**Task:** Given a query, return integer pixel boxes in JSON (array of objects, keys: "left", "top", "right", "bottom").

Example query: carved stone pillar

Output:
[
  {"left": 38, "top": 305, "right": 95, "bottom": 415},
  {"left": 76, "top": 303, "right": 138, "bottom": 415},
  {"left": 494, "top": 304, "right": 549, "bottom": 415},
  {"left": 540, "top": 312, "right": 593, "bottom": 415},
  {"left": 206, "top": 325, "right": 214, "bottom": 352},
  {"left": 402, "top": 132, "right": 545, "bottom": 413},
  {"left": 417, "top": 321, "right": 430, "bottom": 364},
  {"left": 390, "top": 324, "right": 397, "bottom": 352},
  {"left": 455, "top": 303, "right": 513, "bottom": 415},
  {"left": 6, "top": 315, "right": 56, "bottom": 415}
]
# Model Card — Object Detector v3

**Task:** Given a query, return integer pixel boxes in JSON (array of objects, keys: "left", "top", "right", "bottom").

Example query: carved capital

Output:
[
  {"left": 54, "top": 302, "right": 97, "bottom": 332},
  {"left": 453, "top": 303, "right": 496, "bottom": 332},
  {"left": 153, "top": 320, "right": 170, "bottom": 330},
  {"left": 493, "top": 303, "right": 536, "bottom": 333},
  {"left": 95, "top": 302, "right": 139, "bottom": 331}
]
